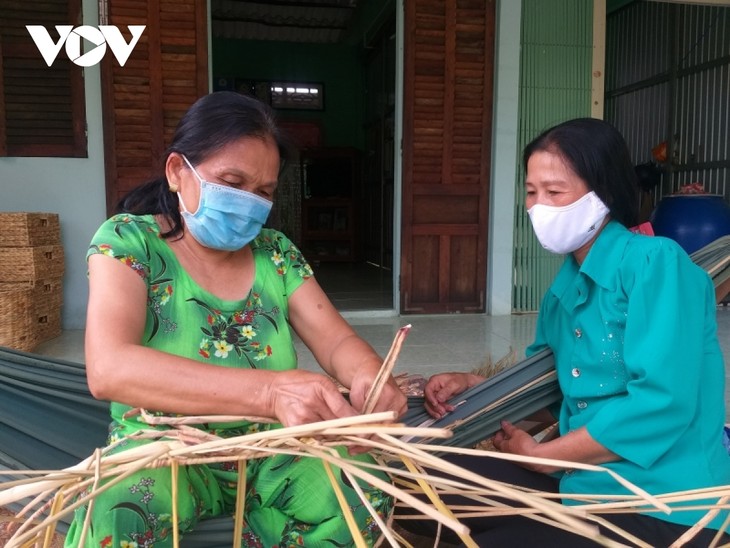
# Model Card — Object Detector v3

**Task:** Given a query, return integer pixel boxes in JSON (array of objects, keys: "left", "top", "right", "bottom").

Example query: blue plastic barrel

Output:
[{"left": 650, "top": 194, "right": 730, "bottom": 255}]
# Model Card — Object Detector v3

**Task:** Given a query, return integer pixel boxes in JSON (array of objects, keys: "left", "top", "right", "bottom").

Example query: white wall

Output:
[{"left": 0, "top": 0, "right": 106, "bottom": 330}]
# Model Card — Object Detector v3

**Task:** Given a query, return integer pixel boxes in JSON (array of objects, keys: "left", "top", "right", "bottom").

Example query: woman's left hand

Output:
[
  {"left": 492, "top": 420, "right": 548, "bottom": 473},
  {"left": 493, "top": 420, "right": 620, "bottom": 474},
  {"left": 348, "top": 369, "right": 408, "bottom": 419}
]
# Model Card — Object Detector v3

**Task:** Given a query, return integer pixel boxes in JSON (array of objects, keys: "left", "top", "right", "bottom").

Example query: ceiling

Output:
[{"left": 210, "top": 0, "right": 361, "bottom": 43}]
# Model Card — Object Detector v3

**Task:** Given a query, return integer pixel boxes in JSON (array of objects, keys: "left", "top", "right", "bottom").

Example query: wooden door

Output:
[
  {"left": 101, "top": 0, "right": 209, "bottom": 213},
  {"left": 401, "top": 0, "right": 495, "bottom": 313}
]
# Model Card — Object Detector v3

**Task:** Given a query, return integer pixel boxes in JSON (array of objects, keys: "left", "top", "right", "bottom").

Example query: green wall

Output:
[
  {"left": 212, "top": 39, "right": 365, "bottom": 149},
  {"left": 512, "top": 0, "right": 595, "bottom": 311}
]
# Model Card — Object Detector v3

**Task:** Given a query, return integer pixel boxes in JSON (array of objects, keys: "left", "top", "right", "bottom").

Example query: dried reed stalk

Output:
[
  {"left": 363, "top": 324, "right": 412, "bottom": 414},
  {"left": 2, "top": 414, "right": 730, "bottom": 548}
]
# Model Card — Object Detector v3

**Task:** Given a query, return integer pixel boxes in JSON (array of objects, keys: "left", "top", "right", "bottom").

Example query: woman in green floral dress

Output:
[{"left": 65, "top": 91, "right": 407, "bottom": 547}]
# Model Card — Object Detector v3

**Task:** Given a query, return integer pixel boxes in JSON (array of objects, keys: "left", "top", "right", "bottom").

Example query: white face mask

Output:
[{"left": 527, "top": 191, "right": 609, "bottom": 254}]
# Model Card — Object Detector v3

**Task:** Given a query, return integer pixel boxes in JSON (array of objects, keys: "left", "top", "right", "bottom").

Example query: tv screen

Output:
[{"left": 305, "top": 157, "right": 352, "bottom": 197}]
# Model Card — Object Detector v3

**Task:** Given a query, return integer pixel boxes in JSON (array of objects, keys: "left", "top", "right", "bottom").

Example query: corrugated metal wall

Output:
[
  {"left": 512, "top": 0, "right": 595, "bottom": 312},
  {"left": 606, "top": 1, "right": 730, "bottom": 203}
]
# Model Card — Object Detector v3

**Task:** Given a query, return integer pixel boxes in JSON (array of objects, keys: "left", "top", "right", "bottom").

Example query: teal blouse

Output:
[
  {"left": 527, "top": 220, "right": 730, "bottom": 529},
  {"left": 87, "top": 214, "right": 314, "bottom": 438}
]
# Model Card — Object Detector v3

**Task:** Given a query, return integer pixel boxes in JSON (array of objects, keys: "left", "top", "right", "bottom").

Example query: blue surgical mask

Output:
[{"left": 178, "top": 155, "right": 272, "bottom": 251}]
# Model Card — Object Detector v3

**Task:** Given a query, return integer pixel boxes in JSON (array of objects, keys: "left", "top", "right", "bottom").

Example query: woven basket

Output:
[
  {"left": 34, "top": 279, "right": 63, "bottom": 344},
  {"left": 0, "top": 289, "right": 36, "bottom": 351},
  {"left": 0, "top": 212, "right": 60, "bottom": 247},
  {"left": 0, "top": 278, "right": 63, "bottom": 345},
  {"left": 35, "top": 307, "right": 62, "bottom": 344},
  {"left": 0, "top": 278, "right": 64, "bottom": 311},
  {"left": 0, "top": 245, "right": 64, "bottom": 282}
]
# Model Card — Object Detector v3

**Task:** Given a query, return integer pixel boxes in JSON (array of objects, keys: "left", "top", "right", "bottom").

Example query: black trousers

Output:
[{"left": 395, "top": 453, "right": 729, "bottom": 547}]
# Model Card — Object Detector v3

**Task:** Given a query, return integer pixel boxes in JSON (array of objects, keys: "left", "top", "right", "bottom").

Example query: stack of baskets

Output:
[{"left": 0, "top": 212, "right": 64, "bottom": 352}]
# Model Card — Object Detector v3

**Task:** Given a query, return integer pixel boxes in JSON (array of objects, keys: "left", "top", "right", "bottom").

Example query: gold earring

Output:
[{"left": 169, "top": 182, "right": 179, "bottom": 193}]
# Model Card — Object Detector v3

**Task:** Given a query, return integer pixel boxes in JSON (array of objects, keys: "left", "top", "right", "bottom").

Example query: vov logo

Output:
[{"left": 26, "top": 25, "right": 146, "bottom": 67}]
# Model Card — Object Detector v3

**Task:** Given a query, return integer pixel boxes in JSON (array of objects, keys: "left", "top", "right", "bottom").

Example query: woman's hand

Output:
[
  {"left": 492, "top": 420, "right": 549, "bottom": 472},
  {"left": 268, "top": 370, "right": 357, "bottom": 427},
  {"left": 348, "top": 368, "right": 408, "bottom": 418},
  {"left": 493, "top": 420, "right": 621, "bottom": 474},
  {"left": 287, "top": 277, "right": 407, "bottom": 420},
  {"left": 424, "top": 372, "right": 484, "bottom": 419}
]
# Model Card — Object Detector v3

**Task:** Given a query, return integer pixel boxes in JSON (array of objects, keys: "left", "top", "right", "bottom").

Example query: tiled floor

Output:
[
  {"left": 35, "top": 305, "right": 730, "bottom": 419},
  {"left": 311, "top": 261, "right": 394, "bottom": 311}
]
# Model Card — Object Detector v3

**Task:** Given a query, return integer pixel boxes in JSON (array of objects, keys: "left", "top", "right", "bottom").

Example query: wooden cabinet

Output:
[
  {"left": 300, "top": 148, "right": 360, "bottom": 262},
  {"left": 301, "top": 198, "right": 355, "bottom": 261}
]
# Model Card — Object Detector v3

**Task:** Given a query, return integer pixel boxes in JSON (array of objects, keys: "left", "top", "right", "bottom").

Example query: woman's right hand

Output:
[
  {"left": 424, "top": 372, "right": 484, "bottom": 419},
  {"left": 268, "top": 369, "right": 358, "bottom": 427}
]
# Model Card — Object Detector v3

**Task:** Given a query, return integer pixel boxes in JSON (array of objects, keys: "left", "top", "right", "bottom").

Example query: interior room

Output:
[{"left": 210, "top": 0, "right": 397, "bottom": 312}]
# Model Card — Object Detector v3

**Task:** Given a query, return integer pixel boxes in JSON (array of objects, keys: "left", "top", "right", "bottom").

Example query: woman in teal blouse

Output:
[{"left": 418, "top": 118, "right": 730, "bottom": 546}]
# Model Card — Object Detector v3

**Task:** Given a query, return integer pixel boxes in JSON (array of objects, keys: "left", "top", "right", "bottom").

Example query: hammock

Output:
[
  {"left": 1, "top": 234, "right": 727, "bottom": 544},
  {"left": 402, "top": 348, "right": 559, "bottom": 449},
  {"left": 0, "top": 347, "right": 108, "bottom": 471},
  {"left": 690, "top": 234, "right": 730, "bottom": 302},
  {"left": 0, "top": 346, "right": 235, "bottom": 547},
  {"left": 1, "top": 235, "right": 726, "bottom": 470}
]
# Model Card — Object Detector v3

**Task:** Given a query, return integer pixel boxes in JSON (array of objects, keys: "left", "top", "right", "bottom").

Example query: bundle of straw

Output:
[{"left": 3, "top": 410, "right": 729, "bottom": 548}]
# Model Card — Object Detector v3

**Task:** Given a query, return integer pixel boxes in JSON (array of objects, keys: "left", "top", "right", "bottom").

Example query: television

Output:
[{"left": 303, "top": 155, "right": 353, "bottom": 198}]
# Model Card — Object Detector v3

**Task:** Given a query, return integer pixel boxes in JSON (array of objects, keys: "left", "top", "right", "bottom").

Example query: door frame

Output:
[{"left": 391, "top": 0, "right": 405, "bottom": 314}]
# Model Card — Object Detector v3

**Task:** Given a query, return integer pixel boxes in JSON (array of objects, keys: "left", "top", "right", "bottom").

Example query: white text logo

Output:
[{"left": 26, "top": 25, "right": 146, "bottom": 67}]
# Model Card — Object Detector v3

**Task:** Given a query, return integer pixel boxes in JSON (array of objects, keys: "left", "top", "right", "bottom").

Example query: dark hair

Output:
[
  {"left": 523, "top": 118, "right": 639, "bottom": 227},
  {"left": 117, "top": 91, "right": 291, "bottom": 238}
]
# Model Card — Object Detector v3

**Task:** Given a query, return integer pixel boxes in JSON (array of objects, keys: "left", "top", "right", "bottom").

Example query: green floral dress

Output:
[{"left": 65, "top": 214, "right": 393, "bottom": 548}]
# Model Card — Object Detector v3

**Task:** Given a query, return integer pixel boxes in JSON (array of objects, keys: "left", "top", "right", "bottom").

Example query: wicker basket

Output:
[
  {"left": 0, "top": 212, "right": 60, "bottom": 247},
  {"left": 0, "top": 278, "right": 63, "bottom": 345},
  {"left": 0, "top": 289, "right": 36, "bottom": 351},
  {"left": 35, "top": 307, "right": 62, "bottom": 344},
  {"left": 0, "top": 245, "right": 64, "bottom": 282},
  {"left": 0, "top": 278, "right": 64, "bottom": 310},
  {"left": 33, "top": 279, "right": 62, "bottom": 344}
]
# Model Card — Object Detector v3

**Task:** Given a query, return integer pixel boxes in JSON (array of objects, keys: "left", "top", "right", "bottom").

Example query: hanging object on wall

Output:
[
  {"left": 634, "top": 161, "right": 663, "bottom": 224},
  {"left": 651, "top": 140, "right": 667, "bottom": 164},
  {"left": 634, "top": 161, "right": 662, "bottom": 192},
  {"left": 651, "top": 134, "right": 681, "bottom": 165}
]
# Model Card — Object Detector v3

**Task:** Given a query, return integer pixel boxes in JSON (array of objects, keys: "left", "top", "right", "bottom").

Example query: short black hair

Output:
[{"left": 523, "top": 118, "right": 639, "bottom": 227}]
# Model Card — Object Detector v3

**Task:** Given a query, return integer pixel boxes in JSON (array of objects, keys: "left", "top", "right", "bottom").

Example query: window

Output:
[
  {"left": 270, "top": 82, "right": 324, "bottom": 110},
  {"left": 0, "top": 0, "right": 87, "bottom": 157},
  {"left": 214, "top": 78, "right": 325, "bottom": 111}
]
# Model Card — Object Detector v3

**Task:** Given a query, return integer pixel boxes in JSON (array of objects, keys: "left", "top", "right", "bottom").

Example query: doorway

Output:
[{"left": 210, "top": 1, "right": 397, "bottom": 313}]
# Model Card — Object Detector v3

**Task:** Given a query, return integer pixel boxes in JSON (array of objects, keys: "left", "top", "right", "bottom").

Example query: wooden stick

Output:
[
  {"left": 670, "top": 495, "right": 730, "bottom": 547},
  {"left": 171, "top": 461, "right": 180, "bottom": 547},
  {"left": 125, "top": 407, "right": 276, "bottom": 425},
  {"left": 322, "top": 460, "right": 368, "bottom": 548},
  {"left": 233, "top": 459, "right": 247, "bottom": 548},
  {"left": 363, "top": 324, "right": 411, "bottom": 414},
  {"left": 400, "top": 454, "right": 479, "bottom": 548}
]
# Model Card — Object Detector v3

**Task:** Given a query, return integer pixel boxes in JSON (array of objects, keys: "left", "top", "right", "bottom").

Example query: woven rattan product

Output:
[
  {"left": 0, "top": 279, "right": 63, "bottom": 347},
  {"left": 0, "top": 289, "right": 35, "bottom": 352},
  {"left": 0, "top": 246, "right": 64, "bottom": 283},
  {"left": 0, "top": 213, "right": 60, "bottom": 247}
]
